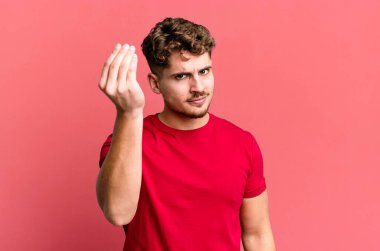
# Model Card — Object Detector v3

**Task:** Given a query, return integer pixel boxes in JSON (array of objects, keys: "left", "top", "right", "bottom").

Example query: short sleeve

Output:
[
  {"left": 99, "top": 133, "right": 113, "bottom": 168},
  {"left": 243, "top": 133, "right": 267, "bottom": 198}
]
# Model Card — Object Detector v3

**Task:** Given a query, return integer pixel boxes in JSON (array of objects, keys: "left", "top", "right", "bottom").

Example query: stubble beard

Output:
[{"left": 164, "top": 93, "right": 213, "bottom": 119}]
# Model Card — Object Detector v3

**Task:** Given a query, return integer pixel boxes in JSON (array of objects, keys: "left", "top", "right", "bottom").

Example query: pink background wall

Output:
[{"left": 1, "top": 0, "right": 379, "bottom": 250}]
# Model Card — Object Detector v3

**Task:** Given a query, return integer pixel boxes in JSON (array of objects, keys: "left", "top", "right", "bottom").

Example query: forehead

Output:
[{"left": 164, "top": 51, "right": 212, "bottom": 74}]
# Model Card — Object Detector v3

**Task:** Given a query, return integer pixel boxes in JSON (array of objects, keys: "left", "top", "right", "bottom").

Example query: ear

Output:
[{"left": 147, "top": 72, "right": 161, "bottom": 94}]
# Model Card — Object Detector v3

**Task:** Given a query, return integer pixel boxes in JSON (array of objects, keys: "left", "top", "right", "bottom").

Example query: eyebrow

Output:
[{"left": 169, "top": 66, "right": 212, "bottom": 77}]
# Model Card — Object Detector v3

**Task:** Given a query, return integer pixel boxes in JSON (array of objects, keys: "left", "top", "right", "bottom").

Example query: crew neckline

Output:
[{"left": 150, "top": 112, "right": 215, "bottom": 136}]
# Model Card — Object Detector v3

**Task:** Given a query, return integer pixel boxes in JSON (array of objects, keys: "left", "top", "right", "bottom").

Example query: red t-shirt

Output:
[{"left": 99, "top": 113, "right": 266, "bottom": 251}]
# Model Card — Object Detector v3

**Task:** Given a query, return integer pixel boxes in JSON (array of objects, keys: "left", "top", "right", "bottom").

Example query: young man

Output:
[{"left": 96, "top": 17, "right": 276, "bottom": 251}]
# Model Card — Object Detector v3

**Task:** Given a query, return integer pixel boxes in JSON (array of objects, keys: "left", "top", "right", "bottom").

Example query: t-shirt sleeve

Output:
[
  {"left": 99, "top": 133, "right": 113, "bottom": 168},
  {"left": 243, "top": 133, "right": 267, "bottom": 198}
]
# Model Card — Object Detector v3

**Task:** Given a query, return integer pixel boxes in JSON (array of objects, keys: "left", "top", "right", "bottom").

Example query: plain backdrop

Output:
[{"left": 1, "top": 0, "right": 379, "bottom": 250}]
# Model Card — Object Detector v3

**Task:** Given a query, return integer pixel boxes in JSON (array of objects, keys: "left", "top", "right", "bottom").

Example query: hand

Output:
[{"left": 98, "top": 43, "right": 145, "bottom": 115}]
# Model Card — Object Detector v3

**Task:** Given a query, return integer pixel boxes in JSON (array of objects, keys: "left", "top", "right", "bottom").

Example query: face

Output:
[{"left": 150, "top": 50, "right": 214, "bottom": 119}]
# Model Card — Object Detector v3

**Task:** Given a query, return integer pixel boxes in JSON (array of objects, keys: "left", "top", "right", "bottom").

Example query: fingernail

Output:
[
  {"left": 115, "top": 43, "right": 121, "bottom": 49},
  {"left": 130, "top": 45, "right": 135, "bottom": 51},
  {"left": 123, "top": 44, "right": 129, "bottom": 49}
]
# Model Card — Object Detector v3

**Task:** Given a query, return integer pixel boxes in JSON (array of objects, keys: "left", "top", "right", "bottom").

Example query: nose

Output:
[{"left": 189, "top": 74, "right": 205, "bottom": 93}]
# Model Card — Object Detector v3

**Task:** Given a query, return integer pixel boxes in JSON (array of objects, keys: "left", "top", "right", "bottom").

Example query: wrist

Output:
[{"left": 116, "top": 109, "right": 144, "bottom": 120}]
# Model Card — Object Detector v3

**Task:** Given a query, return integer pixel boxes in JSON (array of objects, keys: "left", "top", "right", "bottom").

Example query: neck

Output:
[{"left": 158, "top": 109, "right": 210, "bottom": 130}]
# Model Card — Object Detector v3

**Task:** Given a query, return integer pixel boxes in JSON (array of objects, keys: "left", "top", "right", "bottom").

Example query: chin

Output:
[
  {"left": 182, "top": 103, "right": 211, "bottom": 118},
  {"left": 184, "top": 110, "right": 208, "bottom": 119},
  {"left": 164, "top": 98, "right": 212, "bottom": 119},
  {"left": 169, "top": 105, "right": 210, "bottom": 119}
]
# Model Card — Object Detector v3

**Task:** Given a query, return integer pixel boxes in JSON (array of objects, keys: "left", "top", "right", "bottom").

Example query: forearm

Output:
[
  {"left": 242, "top": 231, "right": 276, "bottom": 251},
  {"left": 96, "top": 111, "right": 143, "bottom": 226}
]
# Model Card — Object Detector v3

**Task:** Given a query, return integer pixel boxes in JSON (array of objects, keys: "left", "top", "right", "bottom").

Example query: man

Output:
[{"left": 96, "top": 17, "right": 276, "bottom": 251}]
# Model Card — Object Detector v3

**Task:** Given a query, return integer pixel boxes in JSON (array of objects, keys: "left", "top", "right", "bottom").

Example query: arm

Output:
[
  {"left": 96, "top": 43, "right": 145, "bottom": 226},
  {"left": 240, "top": 190, "right": 276, "bottom": 251},
  {"left": 96, "top": 112, "right": 143, "bottom": 226}
]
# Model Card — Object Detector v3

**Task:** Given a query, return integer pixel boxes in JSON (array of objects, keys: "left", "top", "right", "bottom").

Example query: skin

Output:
[
  {"left": 97, "top": 43, "right": 276, "bottom": 250},
  {"left": 147, "top": 50, "right": 214, "bottom": 130},
  {"left": 96, "top": 43, "right": 144, "bottom": 226},
  {"left": 98, "top": 43, "right": 144, "bottom": 115},
  {"left": 240, "top": 190, "right": 277, "bottom": 250}
]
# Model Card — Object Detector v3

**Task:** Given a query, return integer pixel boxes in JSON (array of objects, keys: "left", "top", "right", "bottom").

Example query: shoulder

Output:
[
  {"left": 211, "top": 113, "right": 262, "bottom": 152},
  {"left": 211, "top": 113, "right": 262, "bottom": 161},
  {"left": 211, "top": 113, "right": 254, "bottom": 140}
]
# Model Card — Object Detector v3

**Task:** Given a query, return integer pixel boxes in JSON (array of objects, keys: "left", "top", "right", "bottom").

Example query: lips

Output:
[
  {"left": 188, "top": 96, "right": 207, "bottom": 102},
  {"left": 187, "top": 96, "right": 207, "bottom": 106}
]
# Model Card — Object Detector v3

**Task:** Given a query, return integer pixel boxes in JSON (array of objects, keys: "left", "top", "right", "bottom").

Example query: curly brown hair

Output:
[{"left": 141, "top": 17, "right": 216, "bottom": 75}]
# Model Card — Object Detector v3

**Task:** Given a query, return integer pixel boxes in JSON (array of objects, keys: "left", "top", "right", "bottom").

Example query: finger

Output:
[
  {"left": 127, "top": 53, "right": 138, "bottom": 83},
  {"left": 106, "top": 44, "right": 130, "bottom": 92},
  {"left": 98, "top": 43, "right": 121, "bottom": 90},
  {"left": 117, "top": 45, "right": 136, "bottom": 90}
]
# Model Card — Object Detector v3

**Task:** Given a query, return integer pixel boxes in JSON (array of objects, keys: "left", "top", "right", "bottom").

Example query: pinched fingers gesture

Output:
[{"left": 99, "top": 43, "right": 145, "bottom": 114}]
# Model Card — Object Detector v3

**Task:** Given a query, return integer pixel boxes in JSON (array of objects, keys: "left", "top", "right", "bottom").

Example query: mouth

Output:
[
  {"left": 188, "top": 96, "right": 207, "bottom": 102},
  {"left": 188, "top": 96, "right": 207, "bottom": 105}
]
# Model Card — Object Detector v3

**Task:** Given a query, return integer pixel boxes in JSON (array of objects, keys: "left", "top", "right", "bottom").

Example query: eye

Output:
[
  {"left": 175, "top": 74, "right": 187, "bottom": 80},
  {"left": 199, "top": 69, "right": 209, "bottom": 75}
]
